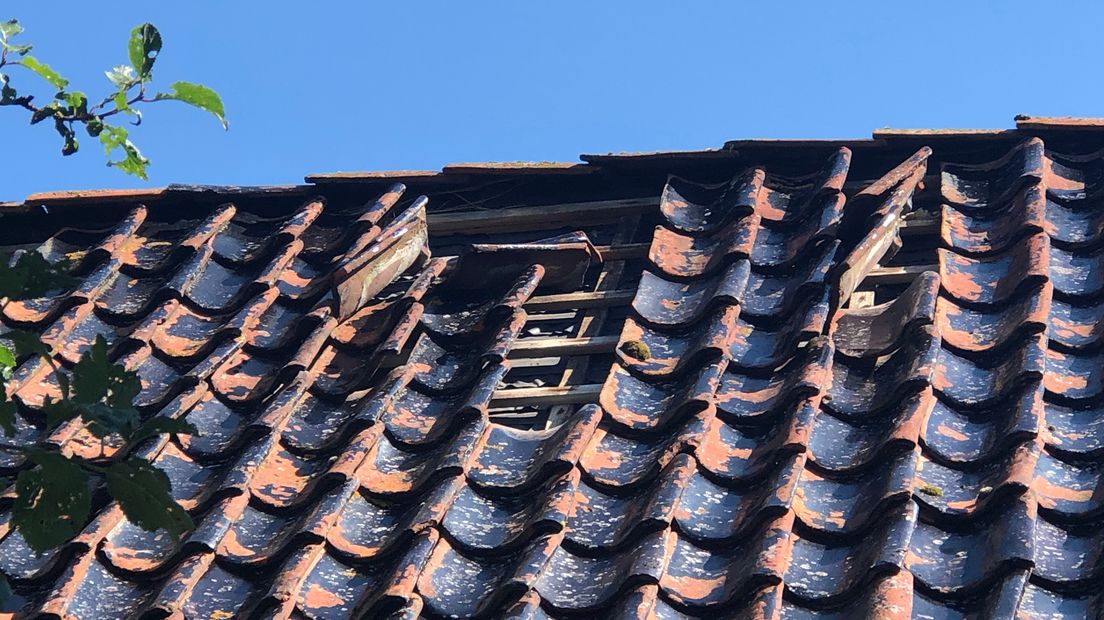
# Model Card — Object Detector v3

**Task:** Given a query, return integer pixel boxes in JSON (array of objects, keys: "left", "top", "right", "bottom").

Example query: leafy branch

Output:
[
  {"left": 0, "top": 254, "right": 198, "bottom": 554},
  {"left": 0, "top": 20, "right": 227, "bottom": 179},
  {"left": 0, "top": 19, "right": 228, "bottom": 602}
]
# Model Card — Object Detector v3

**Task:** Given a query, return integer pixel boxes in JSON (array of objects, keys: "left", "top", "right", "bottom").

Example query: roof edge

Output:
[{"left": 1015, "top": 115, "right": 1104, "bottom": 130}]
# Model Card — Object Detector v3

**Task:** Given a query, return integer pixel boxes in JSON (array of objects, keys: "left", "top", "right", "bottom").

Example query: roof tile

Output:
[{"left": 6, "top": 123, "right": 1104, "bottom": 617}]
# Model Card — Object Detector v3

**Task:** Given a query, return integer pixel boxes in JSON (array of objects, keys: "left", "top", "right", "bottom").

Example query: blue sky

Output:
[{"left": 1, "top": 2, "right": 1101, "bottom": 200}]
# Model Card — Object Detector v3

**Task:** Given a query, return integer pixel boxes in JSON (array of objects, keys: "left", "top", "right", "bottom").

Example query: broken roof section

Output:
[{"left": 0, "top": 116, "right": 1101, "bottom": 618}]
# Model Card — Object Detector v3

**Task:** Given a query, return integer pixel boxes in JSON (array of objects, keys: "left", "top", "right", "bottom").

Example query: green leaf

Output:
[
  {"left": 56, "top": 371, "right": 69, "bottom": 401},
  {"left": 70, "top": 336, "right": 142, "bottom": 437},
  {"left": 130, "top": 416, "right": 198, "bottom": 445},
  {"left": 62, "top": 91, "right": 87, "bottom": 115},
  {"left": 98, "top": 125, "right": 149, "bottom": 180},
  {"left": 0, "top": 342, "right": 14, "bottom": 383},
  {"left": 108, "top": 141, "right": 149, "bottom": 180},
  {"left": 81, "top": 403, "right": 140, "bottom": 438},
  {"left": 127, "top": 23, "right": 161, "bottom": 78},
  {"left": 104, "top": 65, "right": 137, "bottom": 89},
  {"left": 2, "top": 330, "right": 50, "bottom": 359},
  {"left": 0, "top": 573, "right": 11, "bottom": 608},
  {"left": 0, "top": 250, "right": 75, "bottom": 303},
  {"left": 71, "top": 337, "right": 111, "bottom": 404},
  {"left": 99, "top": 124, "right": 127, "bottom": 152},
  {"left": 0, "top": 19, "right": 22, "bottom": 40},
  {"left": 19, "top": 55, "right": 67, "bottom": 90},
  {"left": 0, "top": 401, "right": 17, "bottom": 437},
  {"left": 42, "top": 398, "right": 80, "bottom": 431},
  {"left": 156, "top": 82, "right": 227, "bottom": 129},
  {"left": 0, "top": 345, "right": 15, "bottom": 370},
  {"left": 12, "top": 450, "right": 91, "bottom": 553},
  {"left": 18, "top": 251, "right": 74, "bottom": 297},
  {"left": 106, "top": 458, "right": 192, "bottom": 541}
]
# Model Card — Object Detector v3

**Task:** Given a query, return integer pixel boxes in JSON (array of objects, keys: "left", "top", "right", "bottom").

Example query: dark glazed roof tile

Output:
[
  {"left": 174, "top": 239, "right": 302, "bottom": 314},
  {"left": 1019, "top": 581, "right": 1104, "bottom": 620},
  {"left": 912, "top": 442, "right": 1038, "bottom": 521},
  {"left": 328, "top": 478, "right": 455, "bottom": 561},
  {"left": 600, "top": 359, "right": 724, "bottom": 432},
  {"left": 179, "top": 560, "right": 259, "bottom": 618},
  {"left": 941, "top": 137, "right": 1044, "bottom": 208},
  {"left": 794, "top": 450, "right": 917, "bottom": 535},
  {"left": 468, "top": 405, "right": 600, "bottom": 492},
  {"left": 833, "top": 271, "right": 939, "bottom": 358},
  {"left": 728, "top": 290, "right": 831, "bottom": 371},
  {"left": 659, "top": 169, "right": 762, "bottom": 235},
  {"left": 940, "top": 182, "right": 1047, "bottom": 256},
  {"left": 330, "top": 259, "right": 441, "bottom": 348},
  {"left": 566, "top": 455, "right": 692, "bottom": 552},
  {"left": 12, "top": 129, "right": 1104, "bottom": 618},
  {"left": 417, "top": 532, "right": 556, "bottom": 618},
  {"left": 907, "top": 494, "right": 1035, "bottom": 598},
  {"left": 936, "top": 287, "right": 1049, "bottom": 355},
  {"left": 785, "top": 500, "right": 915, "bottom": 605},
  {"left": 615, "top": 305, "right": 736, "bottom": 379},
  {"left": 740, "top": 240, "right": 838, "bottom": 320},
  {"left": 649, "top": 217, "right": 757, "bottom": 279},
  {"left": 38, "top": 302, "right": 120, "bottom": 364},
  {"left": 938, "top": 232, "right": 1049, "bottom": 307},
  {"left": 749, "top": 192, "right": 843, "bottom": 271},
  {"left": 579, "top": 411, "right": 711, "bottom": 489},
  {"left": 1032, "top": 516, "right": 1104, "bottom": 589},
  {"left": 922, "top": 386, "right": 1041, "bottom": 464},
  {"left": 358, "top": 419, "right": 484, "bottom": 499},
  {"left": 209, "top": 200, "right": 322, "bottom": 265},
  {"left": 756, "top": 147, "right": 851, "bottom": 224},
  {"left": 1045, "top": 401, "right": 1104, "bottom": 459},
  {"left": 824, "top": 331, "right": 938, "bottom": 417},
  {"left": 1049, "top": 296, "right": 1104, "bottom": 350},
  {"left": 420, "top": 264, "right": 543, "bottom": 338},
  {"left": 714, "top": 339, "right": 831, "bottom": 423},
  {"left": 673, "top": 454, "right": 799, "bottom": 544},
  {"left": 443, "top": 470, "right": 573, "bottom": 553},
  {"left": 931, "top": 334, "right": 1046, "bottom": 409},
  {"left": 659, "top": 514, "right": 790, "bottom": 611},
  {"left": 1043, "top": 194, "right": 1104, "bottom": 249},
  {"left": 1044, "top": 145, "right": 1104, "bottom": 202},
  {"left": 3, "top": 256, "right": 123, "bottom": 326},
  {"left": 808, "top": 391, "right": 931, "bottom": 472},
  {"left": 405, "top": 310, "right": 524, "bottom": 393},
  {"left": 280, "top": 388, "right": 375, "bottom": 453},
  {"left": 533, "top": 529, "right": 670, "bottom": 613},
  {"left": 780, "top": 571, "right": 914, "bottom": 619},
  {"left": 43, "top": 553, "right": 156, "bottom": 620},
  {"left": 1044, "top": 347, "right": 1104, "bottom": 403},
  {"left": 1035, "top": 451, "right": 1104, "bottom": 522},
  {"left": 282, "top": 531, "right": 434, "bottom": 618},
  {"left": 911, "top": 570, "right": 1028, "bottom": 620},
  {"left": 379, "top": 363, "right": 505, "bottom": 446},
  {"left": 177, "top": 388, "right": 253, "bottom": 459},
  {"left": 1050, "top": 242, "right": 1104, "bottom": 300},
  {"left": 632, "top": 261, "right": 749, "bottom": 328},
  {"left": 696, "top": 403, "right": 816, "bottom": 485}
]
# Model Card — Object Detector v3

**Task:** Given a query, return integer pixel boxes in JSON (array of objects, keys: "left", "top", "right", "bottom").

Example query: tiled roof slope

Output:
[{"left": 1, "top": 118, "right": 1104, "bottom": 618}]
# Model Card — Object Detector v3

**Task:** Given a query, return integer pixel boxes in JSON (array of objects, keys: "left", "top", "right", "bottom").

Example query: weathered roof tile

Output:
[{"left": 4, "top": 123, "right": 1104, "bottom": 617}]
